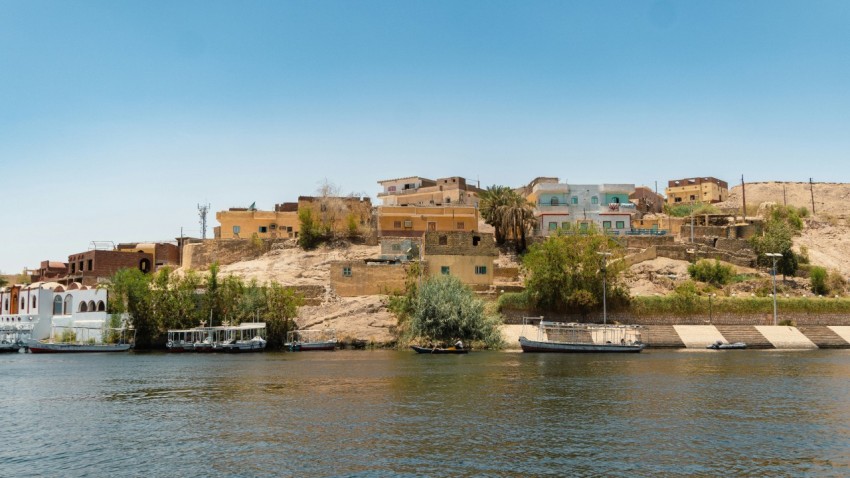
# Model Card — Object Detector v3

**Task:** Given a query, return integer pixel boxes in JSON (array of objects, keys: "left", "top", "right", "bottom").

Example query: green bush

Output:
[
  {"left": 810, "top": 266, "right": 828, "bottom": 295},
  {"left": 497, "top": 290, "right": 532, "bottom": 311},
  {"left": 688, "top": 260, "right": 734, "bottom": 286},
  {"left": 827, "top": 270, "right": 847, "bottom": 296}
]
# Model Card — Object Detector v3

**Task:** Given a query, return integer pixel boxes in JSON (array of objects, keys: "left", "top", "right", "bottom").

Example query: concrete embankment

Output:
[{"left": 501, "top": 324, "right": 850, "bottom": 349}]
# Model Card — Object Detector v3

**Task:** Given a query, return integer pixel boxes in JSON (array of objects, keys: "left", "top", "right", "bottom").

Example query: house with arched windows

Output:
[{"left": 0, "top": 282, "right": 110, "bottom": 343}]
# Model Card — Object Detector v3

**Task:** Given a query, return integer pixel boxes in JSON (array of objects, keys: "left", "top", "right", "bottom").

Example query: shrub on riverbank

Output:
[
  {"left": 405, "top": 275, "right": 503, "bottom": 348},
  {"left": 630, "top": 295, "right": 850, "bottom": 317}
]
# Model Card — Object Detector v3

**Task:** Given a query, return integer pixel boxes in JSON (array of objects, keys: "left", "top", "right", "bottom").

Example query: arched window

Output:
[
  {"left": 32, "top": 296, "right": 37, "bottom": 309},
  {"left": 53, "top": 296, "right": 63, "bottom": 315},
  {"left": 139, "top": 258, "right": 151, "bottom": 274},
  {"left": 79, "top": 301, "right": 88, "bottom": 313},
  {"left": 97, "top": 301, "right": 106, "bottom": 312},
  {"left": 591, "top": 196, "right": 598, "bottom": 204},
  {"left": 88, "top": 300, "right": 96, "bottom": 312},
  {"left": 550, "top": 197, "right": 559, "bottom": 206},
  {"left": 21, "top": 298, "right": 25, "bottom": 310},
  {"left": 63, "top": 295, "right": 73, "bottom": 315}
]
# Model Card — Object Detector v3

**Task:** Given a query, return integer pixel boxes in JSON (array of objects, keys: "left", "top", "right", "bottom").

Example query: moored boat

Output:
[
  {"left": 285, "top": 328, "right": 337, "bottom": 351},
  {"left": 26, "top": 321, "right": 133, "bottom": 354},
  {"left": 707, "top": 340, "right": 747, "bottom": 350},
  {"left": 518, "top": 318, "right": 645, "bottom": 353},
  {"left": 410, "top": 345, "right": 469, "bottom": 354},
  {"left": 27, "top": 340, "right": 131, "bottom": 353}
]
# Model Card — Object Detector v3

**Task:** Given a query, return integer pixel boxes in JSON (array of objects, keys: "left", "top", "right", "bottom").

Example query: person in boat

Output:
[{"left": 454, "top": 339, "right": 464, "bottom": 350}]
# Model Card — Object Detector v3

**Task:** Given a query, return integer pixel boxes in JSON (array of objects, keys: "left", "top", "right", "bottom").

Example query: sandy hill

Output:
[{"left": 722, "top": 181, "right": 850, "bottom": 218}]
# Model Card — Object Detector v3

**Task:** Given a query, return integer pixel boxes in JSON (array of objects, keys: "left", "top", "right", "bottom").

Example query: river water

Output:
[{"left": 3, "top": 349, "right": 850, "bottom": 477}]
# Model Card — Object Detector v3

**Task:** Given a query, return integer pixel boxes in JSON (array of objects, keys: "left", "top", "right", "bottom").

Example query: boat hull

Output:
[
  {"left": 707, "top": 342, "right": 747, "bottom": 350},
  {"left": 519, "top": 336, "right": 644, "bottom": 353},
  {"left": 27, "top": 340, "right": 131, "bottom": 354},
  {"left": 286, "top": 341, "right": 336, "bottom": 351},
  {"left": 410, "top": 345, "right": 469, "bottom": 354}
]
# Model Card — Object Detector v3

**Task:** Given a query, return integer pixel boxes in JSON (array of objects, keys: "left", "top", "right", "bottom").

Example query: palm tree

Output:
[
  {"left": 479, "top": 185, "right": 513, "bottom": 244},
  {"left": 498, "top": 191, "right": 536, "bottom": 253}
]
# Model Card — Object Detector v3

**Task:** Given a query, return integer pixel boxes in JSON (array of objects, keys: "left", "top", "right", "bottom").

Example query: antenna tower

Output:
[{"left": 198, "top": 203, "right": 210, "bottom": 239}]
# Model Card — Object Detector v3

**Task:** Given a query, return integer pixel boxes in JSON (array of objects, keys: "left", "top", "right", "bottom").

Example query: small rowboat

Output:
[
  {"left": 707, "top": 341, "right": 747, "bottom": 350},
  {"left": 410, "top": 345, "right": 469, "bottom": 354}
]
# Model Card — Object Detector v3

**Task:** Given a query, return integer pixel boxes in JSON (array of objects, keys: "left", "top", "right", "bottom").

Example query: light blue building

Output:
[{"left": 527, "top": 179, "right": 635, "bottom": 236}]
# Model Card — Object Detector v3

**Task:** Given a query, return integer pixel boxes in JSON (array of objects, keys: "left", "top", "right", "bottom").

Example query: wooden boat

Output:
[
  {"left": 410, "top": 345, "right": 469, "bottom": 354},
  {"left": 707, "top": 341, "right": 747, "bottom": 350},
  {"left": 518, "top": 319, "right": 645, "bottom": 353},
  {"left": 167, "top": 322, "right": 267, "bottom": 353},
  {"left": 285, "top": 329, "right": 337, "bottom": 351}
]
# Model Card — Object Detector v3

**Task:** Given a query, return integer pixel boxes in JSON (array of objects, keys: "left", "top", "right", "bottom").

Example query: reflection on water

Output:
[{"left": 2, "top": 350, "right": 850, "bottom": 476}]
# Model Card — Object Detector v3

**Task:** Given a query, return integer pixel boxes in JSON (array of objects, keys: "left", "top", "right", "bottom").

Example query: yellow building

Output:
[
  {"left": 665, "top": 177, "right": 729, "bottom": 205},
  {"left": 376, "top": 206, "right": 478, "bottom": 237},
  {"left": 214, "top": 203, "right": 300, "bottom": 239},
  {"left": 423, "top": 231, "right": 498, "bottom": 290}
]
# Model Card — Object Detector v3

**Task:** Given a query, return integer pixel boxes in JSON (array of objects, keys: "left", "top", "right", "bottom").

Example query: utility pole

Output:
[
  {"left": 783, "top": 184, "right": 787, "bottom": 207},
  {"left": 741, "top": 175, "right": 747, "bottom": 220},
  {"left": 809, "top": 178, "right": 816, "bottom": 215}
]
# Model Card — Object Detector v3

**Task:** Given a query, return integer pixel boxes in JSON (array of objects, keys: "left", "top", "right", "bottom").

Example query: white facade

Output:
[{"left": 0, "top": 282, "right": 109, "bottom": 342}]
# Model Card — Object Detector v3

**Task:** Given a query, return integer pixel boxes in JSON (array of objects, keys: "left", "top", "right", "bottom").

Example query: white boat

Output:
[
  {"left": 518, "top": 318, "right": 645, "bottom": 353},
  {"left": 285, "top": 328, "right": 337, "bottom": 351},
  {"left": 215, "top": 323, "right": 267, "bottom": 353},
  {"left": 167, "top": 322, "right": 267, "bottom": 353},
  {"left": 27, "top": 321, "right": 133, "bottom": 354}
]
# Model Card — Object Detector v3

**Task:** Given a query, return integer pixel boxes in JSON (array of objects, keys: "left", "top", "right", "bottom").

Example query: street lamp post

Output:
[
  {"left": 597, "top": 252, "right": 612, "bottom": 325},
  {"left": 765, "top": 252, "right": 782, "bottom": 326}
]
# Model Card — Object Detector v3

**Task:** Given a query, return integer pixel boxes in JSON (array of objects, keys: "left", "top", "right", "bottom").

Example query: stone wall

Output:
[
  {"left": 624, "top": 235, "right": 674, "bottom": 248},
  {"left": 182, "top": 239, "right": 275, "bottom": 270},
  {"left": 423, "top": 231, "right": 498, "bottom": 257},
  {"left": 494, "top": 265, "right": 520, "bottom": 282},
  {"left": 624, "top": 246, "right": 657, "bottom": 267}
]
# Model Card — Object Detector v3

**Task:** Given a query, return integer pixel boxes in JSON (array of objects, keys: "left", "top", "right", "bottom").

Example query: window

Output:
[
  {"left": 343, "top": 267, "right": 352, "bottom": 277},
  {"left": 456, "top": 222, "right": 464, "bottom": 230},
  {"left": 53, "top": 296, "right": 62, "bottom": 315},
  {"left": 233, "top": 225, "right": 241, "bottom": 234},
  {"left": 613, "top": 197, "right": 620, "bottom": 204},
  {"left": 63, "top": 295, "right": 73, "bottom": 315},
  {"left": 603, "top": 221, "right": 612, "bottom": 229},
  {"left": 71, "top": 263, "right": 76, "bottom": 273},
  {"left": 21, "top": 298, "right": 25, "bottom": 310},
  {"left": 571, "top": 196, "right": 578, "bottom": 204},
  {"left": 259, "top": 226, "right": 268, "bottom": 233},
  {"left": 286, "top": 226, "right": 293, "bottom": 232},
  {"left": 690, "top": 195, "right": 696, "bottom": 201},
  {"left": 561, "top": 222, "right": 569, "bottom": 229},
  {"left": 548, "top": 222, "right": 557, "bottom": 231},
  {"left": 472, "top": 235, "right": 481, "bottom": 246},
  {"left": 550, "top": 197, "right": 559, "bottom": 206},
  {"left": 445, "top": 198, "right": 451, "bottom": 204},
  {"left": 403, "top": 220, "right": 412, "bottom": 229},
  {"left": 32, "top": 297, "right": 37, "bottom": 309},
  {"left": 475, "top": 266, "right": 487, "bottom": 275},
  {"left": 616, "top": 221, "right": 625, "bottom": 229},
  {"left": 270, "top": 224, "right": 277, "bottom": 230},
  {"left": 580, "top": 223, "right": 589, "bottom": 231},
  {"left": 87, "top": 259, "right": 93, "bottom": 270},
  {"left": 674, "top": 197, "right": 682, "bottom": 203},
  {"left": 391, "top": 243, "right": 402, "bottom": 251},
  {"left": 439, "top": 236, "right": 448, "bottom": 245},
  {"left": 591, "top": 196, "right": 598, "bottom": 204},
  {"left": 441, "top": 266, "right": 450, "bottom": 275},
  {"left": 393, "top": 221, "right": 402, "bottom": 229}
]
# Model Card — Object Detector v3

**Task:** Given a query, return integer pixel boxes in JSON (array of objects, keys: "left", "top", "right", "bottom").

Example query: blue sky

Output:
[{"left": 2, "top": 0, "right": 849, "bottom": 273}]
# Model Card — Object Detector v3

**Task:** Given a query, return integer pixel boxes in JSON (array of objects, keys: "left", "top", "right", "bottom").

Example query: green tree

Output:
[
  {"left": 498, "top": 191, "right": 536, "bottom": 253},
  {"left": 104, "top": 267, "right": 155, "bottom": 348},
  {"left": 750, "top": 220, "right": 797, "bottom": 279},
  {"left": 407, "top": 275, "right": 503, "bottom": 348},
  {"left": 263, "top": 281, "right": 303, "bottom": 349},
  {"left": 522, "top": 226, "right": 628, "bottom": 314},
  {"left": 479, "top": 185, "right": 513, "bottom": 245},
  {"left": 810, "top": 266, "right": 828, "bottom": 295},
  {"left": 0, "top": 276, "right": 7, "bottom": 288},
  {"left": 688, "top": 259, "right": 734, "bottom": 286},
  {"left": 298, "top": 208, "right": 324, "bottom": 250}
]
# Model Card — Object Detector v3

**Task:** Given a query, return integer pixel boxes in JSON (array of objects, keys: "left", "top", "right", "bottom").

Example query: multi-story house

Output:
[
  {"left": 215, "top": 202, "right": 300, "bottom": 240},
  {"left": 665, "top": 177, "right": 729, "bottom": 205},
  {"left": 525, "top": 179, "right": 635, "bottom": 236},
  {"left": 377, "top": 176, "right": 481, "bottom": 207}
]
